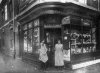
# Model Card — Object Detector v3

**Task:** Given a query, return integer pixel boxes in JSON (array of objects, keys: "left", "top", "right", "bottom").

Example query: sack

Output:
[{"left": 63, "top": 49, "right": 70, "bottom": 61}]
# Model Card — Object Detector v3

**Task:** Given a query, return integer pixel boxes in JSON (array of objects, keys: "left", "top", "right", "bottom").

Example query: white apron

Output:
[
  {"left": 55, "top": 44, "right": 64, "bottom": 66},
  {"left": 39, "top": 44, "right": 48, "bottom": 63}
]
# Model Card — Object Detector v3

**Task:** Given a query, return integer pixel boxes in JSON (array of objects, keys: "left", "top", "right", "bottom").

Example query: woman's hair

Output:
[
  {"left": 41, "top": 39, "right": 46, "bottom": 43},
  {"left": 58, "top": 39, "right": 62, "bottom": 42}
]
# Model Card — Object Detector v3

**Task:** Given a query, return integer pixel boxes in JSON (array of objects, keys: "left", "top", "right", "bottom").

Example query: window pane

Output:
[
  {"left": 28, "top": 22, "right": 33, "bottom": 29},
  {"left": 24, "top": 31, "right": 28, "bottom": 52},
  {"left": 71, "top": 25, "right": 83, "bottom": 54},
  {"left": 33, "top": 27, "right": 40, "bottom": 53},
  {"left": 83, "top": 26, "right": 91, "bottom": 53},
  {"left": 91, "top": 28, "right": 96, "bottom": 52},
  {"left": 23, "top": 24, "right": 27, "bottom": 30},
  {"left": 27, "top": 29, "right": 32, "bottom": 53}
]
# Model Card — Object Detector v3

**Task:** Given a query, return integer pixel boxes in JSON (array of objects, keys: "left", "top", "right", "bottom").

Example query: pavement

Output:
[{"left": 0, "top": 53, "right": 100, "bottom": 73}]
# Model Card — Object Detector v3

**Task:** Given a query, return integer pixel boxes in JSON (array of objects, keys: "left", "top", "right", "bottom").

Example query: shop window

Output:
[
  {"left": 23, "top": 24, "right": 27, "bottom": 31},
  {"left": 24, "top": 31, "right": 28, "bottom": 52},
  {"left": 71, "top": 25, "right": 83, "bottom": 54},
  {"left": 33, "top": 27, "right": 40, "bottom": 52},
  {"left": 23, "top": 20, "right": 40, "bottom": 54},
  {"left": 27, "top": 29, "right": 32, "bottom": 53},
  {"left": 23, "top": 22, "right": 33, "bottom": 53},
  {"left": 70, "top": 19, "right": 96, "bottom": 55},
  {"left": 83, "top": 26, "right": 92, "bottom": 53},
  {"left": 28, "top": 22, "right": 33, "bottom": 29},
  {"left": 32, "top": 19, "right": 40, "bottom": 53},
  {"left": 91, "top": 28, "right": 96, "bottom": 52}
]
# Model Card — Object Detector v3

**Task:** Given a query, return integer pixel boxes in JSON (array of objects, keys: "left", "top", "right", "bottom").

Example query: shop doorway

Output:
[{"left": 44, "top": 28, "right": 62, "bottom": 67}]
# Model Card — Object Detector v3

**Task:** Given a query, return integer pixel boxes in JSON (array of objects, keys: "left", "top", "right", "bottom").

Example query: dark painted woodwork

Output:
[{"left": 17, "top": 3, "right": 99, "bottom": 24}]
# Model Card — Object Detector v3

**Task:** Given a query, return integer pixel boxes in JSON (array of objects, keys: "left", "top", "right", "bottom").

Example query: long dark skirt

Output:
[{"left": 40, "top": 61, "right": 47, "bottom": 70}]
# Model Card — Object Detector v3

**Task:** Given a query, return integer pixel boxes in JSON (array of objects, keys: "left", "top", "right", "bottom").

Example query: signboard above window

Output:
[
  {"left": 62, "top": 16, "right": 70, "bottom": 25},
  {"left": 81, "top": 19, "right": 91, "bottom": 26}
]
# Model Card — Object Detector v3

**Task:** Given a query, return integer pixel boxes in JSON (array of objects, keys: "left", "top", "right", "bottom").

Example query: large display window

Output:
[
  {"left": 63, "top": 18, "right": 97, "bottom": 63},
  {"left": 70, "top": 19, "right": 96, "bottom": 55},
  {"left": 23, "top": 19, "right": 40, "bottom": 54},
  {"left": 71, "top": 25, "right": 83, "bottom": 54}
]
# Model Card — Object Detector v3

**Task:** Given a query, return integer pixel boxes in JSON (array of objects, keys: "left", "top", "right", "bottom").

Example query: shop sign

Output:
[
  {"left": 62, "top": 16, "right": 70, "bottom": 25},
  {"left": 82, "top": 19, "right": 91, "bottom": 26}
]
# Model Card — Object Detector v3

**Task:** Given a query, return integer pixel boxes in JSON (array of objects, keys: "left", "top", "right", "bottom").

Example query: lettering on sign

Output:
[
  {"left": 62, "top": 16, "right": 70, "bottom": 24},
  {"left": 81, "top": 19, "right": 91, "bottom": 26}
]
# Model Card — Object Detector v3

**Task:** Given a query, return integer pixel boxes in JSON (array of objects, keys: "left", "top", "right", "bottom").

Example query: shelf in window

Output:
[
  {"left": 83, "top": 42, "right": 91, "bottom": 44},
  {"left": 44, "top": 25, "right": 61, "bottom": 28},
  {"left": 83, "top": 34, "right": 91, "bottom": 37},
  {"left": 71, "top": 39, "right": 76, "bottom": 40},
  {"left": 76, "top": 43, "right": 81, "bottom": 44}
]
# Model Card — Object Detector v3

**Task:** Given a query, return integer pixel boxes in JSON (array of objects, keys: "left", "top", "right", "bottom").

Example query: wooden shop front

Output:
[{"left": 18, "top": 2, "right": 99, "bottom": 69}]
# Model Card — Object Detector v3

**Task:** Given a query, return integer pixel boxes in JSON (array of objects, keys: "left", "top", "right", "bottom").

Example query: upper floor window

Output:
[
  {"left": 0, "top": 0, "right": 2, "bottom": 3},
  {"left": 78, "top": 0, "right": 87, "bottom": 4},
  {"left": 5, "top": 5, "right": 8, "bottom": 21},
  {"left": 87, "top": 0, "right": 98, "bottom": 9},
  {"left": 69, "top": 0, "right": 87, "bottom": 5}
]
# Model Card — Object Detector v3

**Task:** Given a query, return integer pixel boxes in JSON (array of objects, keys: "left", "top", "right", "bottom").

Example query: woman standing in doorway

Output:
[{"left": 54, "top": 40, "right": 64, "bottom": 69}]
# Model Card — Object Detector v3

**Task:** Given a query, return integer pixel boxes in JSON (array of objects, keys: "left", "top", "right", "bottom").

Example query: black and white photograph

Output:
[{"left": 0, "top": 0, "right": 100, "bottom": 73}]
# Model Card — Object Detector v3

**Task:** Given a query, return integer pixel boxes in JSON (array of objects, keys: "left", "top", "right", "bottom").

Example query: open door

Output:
[{"left": 44, "top": 28, "right": 62, "bottom": 67}]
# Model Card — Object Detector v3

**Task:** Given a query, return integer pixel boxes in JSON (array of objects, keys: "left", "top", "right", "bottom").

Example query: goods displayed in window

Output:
[
  {"left": 71, "top": 26, "right": 83, "bottom": 54},
  {"left": 83, "top": 26, "right": 92, "bottom": 53},
  {"left": 23, "top": 19, "right": 40, "bottom": 54},
  {"left": 70, "top": 24, "right": 96, "bottom": 55},
  {"left": 33, "top": 27, "right": 40, "bottom": 48},
  {"left": 23, "top": 25, "right": 33, "bottom": 53}
]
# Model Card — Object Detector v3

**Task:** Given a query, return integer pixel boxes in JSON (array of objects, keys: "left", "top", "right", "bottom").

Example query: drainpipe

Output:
[{"left": 12, "top": 0, "right": 16, "bottom": 59}]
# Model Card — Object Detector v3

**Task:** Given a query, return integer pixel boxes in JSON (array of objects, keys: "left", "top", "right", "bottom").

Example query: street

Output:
[{"left": 0, "top": 53, "right": 100, "bottom": 73}]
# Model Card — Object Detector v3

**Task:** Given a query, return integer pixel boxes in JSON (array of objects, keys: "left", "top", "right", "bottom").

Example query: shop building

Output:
[{"left": 0, "top": 0, "right": 100, "bottom": 69}]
